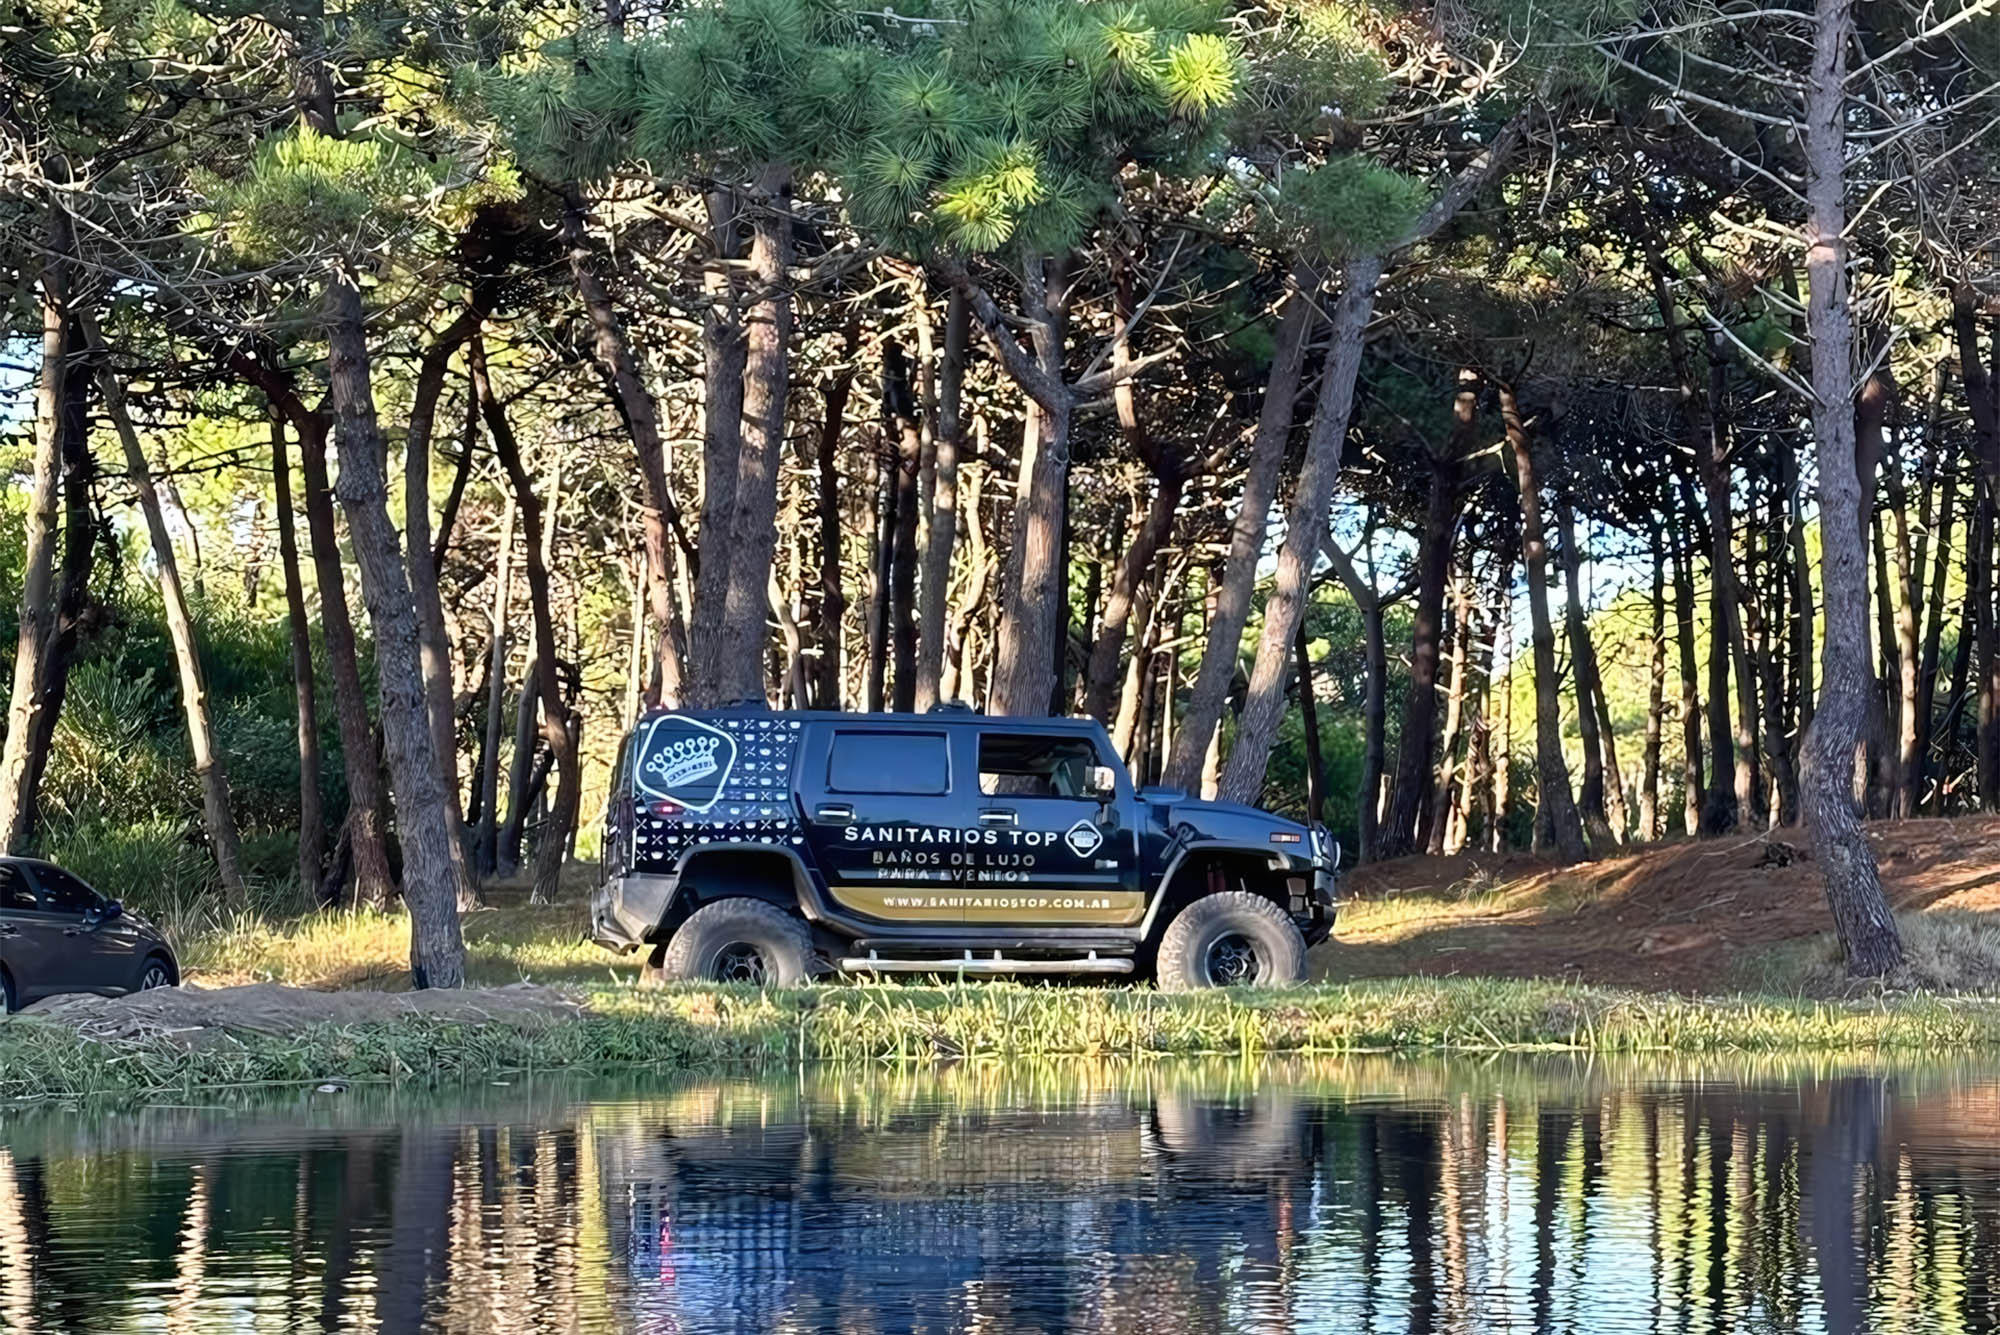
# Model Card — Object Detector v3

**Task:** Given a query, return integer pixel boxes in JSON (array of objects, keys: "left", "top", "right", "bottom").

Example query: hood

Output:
[{"left": 1139, "top": 787, "right": 1312, "bottom": 843}]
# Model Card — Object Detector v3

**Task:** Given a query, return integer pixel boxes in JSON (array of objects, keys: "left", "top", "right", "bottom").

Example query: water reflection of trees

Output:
[{"left": 0, "top": 1066, "right": 1997, "bottom": 1332}]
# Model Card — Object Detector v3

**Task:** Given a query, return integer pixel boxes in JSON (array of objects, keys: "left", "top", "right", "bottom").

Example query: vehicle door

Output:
[
  {"left": 798, "top": 725, "right": 976, "bottom": 923},
  {"left": 26, "top": 864, "right": 137, "bottom": 993},
  {"left": 0, "top": 863, "right": 48, "bottom": 1002},
  {"left": 967, "top": 728, "right": 1142, "bottom": 927}
]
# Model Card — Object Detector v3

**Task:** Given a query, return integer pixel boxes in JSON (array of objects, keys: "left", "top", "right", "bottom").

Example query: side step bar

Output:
[{"left": 838, "top": 950, "right": 1134, "bottom": 976}]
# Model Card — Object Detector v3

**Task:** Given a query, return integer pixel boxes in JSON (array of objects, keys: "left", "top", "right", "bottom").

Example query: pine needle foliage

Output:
[{"left": 1273, "top": 153, "right": 1430, "bottom": 258}]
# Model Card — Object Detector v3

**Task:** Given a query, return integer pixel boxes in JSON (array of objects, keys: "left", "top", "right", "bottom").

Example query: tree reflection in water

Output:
[{"left": 0, "top": 1059, "right": 1994, "bottom": 1333}]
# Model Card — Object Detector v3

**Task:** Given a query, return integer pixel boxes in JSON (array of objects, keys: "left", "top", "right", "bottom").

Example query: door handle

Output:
[
  {"left": 979, "top": 809, "right": 1018, "bottom": 826},
  {"left": 815, "top": 804, "right": 854, "bottom": 824},
  {"left": 0, "top": 924, "right": 17, "bottom": 937}
]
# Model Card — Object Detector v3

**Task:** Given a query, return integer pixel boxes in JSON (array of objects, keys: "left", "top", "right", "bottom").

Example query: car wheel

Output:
[
  {"left": 648, "top": 899, "right": 817, "bottom": 987},
  {"left": 0, "top": 969, "right": 14, "bottom": 1015},
  {"left": 138, "top": 956, "right": 178, "bottom": 992},
  {"left": 1155, "top": 892, "right": 1306, "bottom": 993}
]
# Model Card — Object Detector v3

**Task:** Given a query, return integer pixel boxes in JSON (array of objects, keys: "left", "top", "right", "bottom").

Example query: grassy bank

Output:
[{"left": 10, "top": 976, "right": 2000, "bottom": 1105}]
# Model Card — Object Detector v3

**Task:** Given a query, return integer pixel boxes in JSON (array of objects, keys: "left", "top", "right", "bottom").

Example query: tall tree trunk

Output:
[
  {"left": 713, "top": 168, "right": 794, "bottom": 707},
  {"left": 0, "top": 215, "right": 72, "bottom": 853},
  {"left": 1883, "top": 422, "right": 1923, "bottom": 819},
  {"left": 1325, "top": 540, "right": 1389, "bottom": 862},
  {"left": 863, "top": 443, "right": 894, "bottom": 711},
  {"left": 1083, "top": 470, "right": 1184, "bottom": 723},
  {"left": 86, "top": 320, "right": 248, "bottom": 902},
  {"left": 985, "top": 255, "right": 1074, "bottom": 717},
  {"left": 1488, "top": 559, "right": 1516, "bottom": 853},
  {"left": 271, "top": 418, "right": 326, "bottom": 895},
  {"left": 1798, "top": 0, "right": 1901, "bottom": 977},
  {"left": 1164, "top": 266, "right": 1315, "bottom": 788},
  {"left": 324, "top": 271, "right": 466, "bottom": 989},
  {"left": 498, "top": 659, "right": 540, "bottom": 877},
  {"left": 1916, "top": 451, "right": 1959, "bottom": 809},
  {"left": 473, "top": 498, "right": 515, "bottom": 879},
  {"left": 564, "top": 192, "right": 689, "bottom": 707},
  {"left": 1555, "top": 492, "right": 1613, "bottom": 846},
  {"left": 478, "top": 351, "right": 580, "bottom": 908},
  {"left": 1428, "top": 554, "right": 1475, "bottom": 857},
  {"left": 811, "top": 318, "right": 859, "bottom": 709},
  {"left": 403, "top": 311, "right": 483, "bottom": 905},
  {"left": 1220, "top": 256, "right": 1384, "bottom": 801},
  {"left": 1673, "top": 536, "right": 1706, "bottom": 836},
  {"left": 296, "top": 406, "right": 396, "bottom": 910},
  {"left": 885, "top": 339, "right": 924, "bottom": 712},
  {"left": 1639, "top": 533, "right": 1666, "bottom": 842},
  {"left": 690, "top": 189, "right": 749, "bottom": 702},
  {"left": 1382, "top": 421, "right": 1466, "bottom": 857},
  {"left": 1295, "top": 623, "right": 1326, "bottom": 826},
  {"left": 914, "top": 292, "right": 969, "bottom": 711},
  {"left": 1780, "top": 440, "right": 1817, "bottom": 735},
  {"left": 1500, "top": 383, "right": 1589, "bottom": 864}
]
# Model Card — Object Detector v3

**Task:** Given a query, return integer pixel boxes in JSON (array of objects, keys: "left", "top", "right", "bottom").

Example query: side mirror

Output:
[
  {"left": 103, "top": 899, "right": 125, "bottom": 922},
  {"left": 1086, "top": 765, "right": 1119, "bottom": 800}
]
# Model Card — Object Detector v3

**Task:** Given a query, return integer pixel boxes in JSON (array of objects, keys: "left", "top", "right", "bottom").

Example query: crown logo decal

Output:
[{"left": 645, "top": 734, "right": 722, "bottom": 789}]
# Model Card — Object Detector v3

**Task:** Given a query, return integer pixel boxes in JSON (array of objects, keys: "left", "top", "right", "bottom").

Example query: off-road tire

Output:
[
  {"left": 1154, "top": 891, "right": 1306, "bottom": 992},
  {"left": 645, "top": 898, "right": 817, "bottom": 987}
]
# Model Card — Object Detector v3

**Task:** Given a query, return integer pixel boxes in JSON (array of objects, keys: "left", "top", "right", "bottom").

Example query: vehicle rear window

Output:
[{"left": 828, "top": 731, "right": 949, "bottom": 795}]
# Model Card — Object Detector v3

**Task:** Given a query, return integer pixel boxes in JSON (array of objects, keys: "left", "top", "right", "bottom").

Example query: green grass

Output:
[
  {"left": 183, "top": 902, "right": 632, "bottom": 990},
  {"left": 10, "top": 976, "right": 2000, "bottom": 1106}
]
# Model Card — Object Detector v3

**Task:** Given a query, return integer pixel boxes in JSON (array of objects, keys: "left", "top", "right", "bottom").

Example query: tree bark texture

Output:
[
  {"left": 1219, "top": 256, "right": 1384, "bottom": 802},
  {"left": 270, "top": 419, "right": 327, "bottom": 897},
  {"left": 1164, "top": 266, "right": 1315, "bottom": 788},
  {"left": 1381, "top": 439, "right": 1463, "bottom": 857},
  {"left": 0, "top": 216, "right": 72, "bottom": 853},
  {"left": 1500, "top": 384, "right": 1589, "bottom": 864},
  {"left": 712, "top": 168, "right": 793, "bottom": 707},
  {"left": 86, "top": 318, "right": 249, "bottom": 902},
  {"left": 1798, "top": 0, "right": 1902, "bottom": 977},
  {"left": 913, "top": 292, "right": 969, "bottom": 711},
  {"left": 324, "top": 272, "right": 467, "bottom": 989},
  {"left": 473, "top": 498, "right": 516, "bottom": 879},
  {"left": 295, "top": 404, "right": 397, "bottom": 910}
]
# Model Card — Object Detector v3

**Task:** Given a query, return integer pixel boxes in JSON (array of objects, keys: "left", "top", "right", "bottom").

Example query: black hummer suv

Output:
[{"left": 594, "top": 705, "right": 1338, "bottom": 991}]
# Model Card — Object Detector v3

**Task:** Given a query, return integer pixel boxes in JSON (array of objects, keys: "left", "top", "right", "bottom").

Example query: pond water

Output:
[{"left": 1, "top": 1057, "right": 1997, "bottom": 1333}]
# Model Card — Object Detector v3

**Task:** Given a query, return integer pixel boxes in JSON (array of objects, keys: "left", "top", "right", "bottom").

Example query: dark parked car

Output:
[{"left": 0, "top": 858, "right": 178, "bottom": 1013}]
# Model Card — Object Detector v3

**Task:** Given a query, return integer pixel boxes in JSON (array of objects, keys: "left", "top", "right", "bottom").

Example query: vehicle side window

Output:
[
  {"left": 828, "top": 731, "right": 949, "bottom": 795},
  {"left": 0, "top": 866, "right": 37, "bottom": 912},
  {"left": 32, "top": 866, "right": 102, "bottom": 916},
  {"left": 978, "top": 734, "right": 1100, "bottom": 799}
]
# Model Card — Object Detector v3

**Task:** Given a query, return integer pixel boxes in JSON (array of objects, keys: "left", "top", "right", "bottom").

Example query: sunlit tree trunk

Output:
[
  {"left": 713, "top": 168, "right": 794, "bottom": 707},
  {"left": 1640, "top": 533, "right": 1666, "bottom": 842},
  {"left": 1164, "top": 267, "right": 1315, "bottom": 789},
  {"left": 1221, "top": 256, "right": 1383, "bottom": 801},
  {"left": 914, "top": 293, "right": 969, "bottom": 711},
  {"left": 324, "top": 271, "right": 466, "bottom": 988},
  {"left": 1798, "top": 0, "right": 1901, "bottom": 976},
  {"left": 1500, "top": 383, "right": 1588, "bottom": 863},
  {"left": 473, "top": 499, "right": 516, "bottom": 879},
  {"left": 270, "top": 419, "right": 327, "bottom": 896},
  {"left": 811, "top": 320, "right": 859, "bottom": 710},
  {"left": 0, "top": 214, "right": 72, "bottom": 853},
  {"left": 88, "top": 319, "right": 249, "bottom": 902}
]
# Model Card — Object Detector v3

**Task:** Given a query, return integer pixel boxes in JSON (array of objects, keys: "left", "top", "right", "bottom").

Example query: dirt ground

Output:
[
  {"left": 1314, "top": 815, "right": 2000, "bottom": 992},
  {"left": 15, "top": 981, "right": 586, "bottom": 1048}
]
